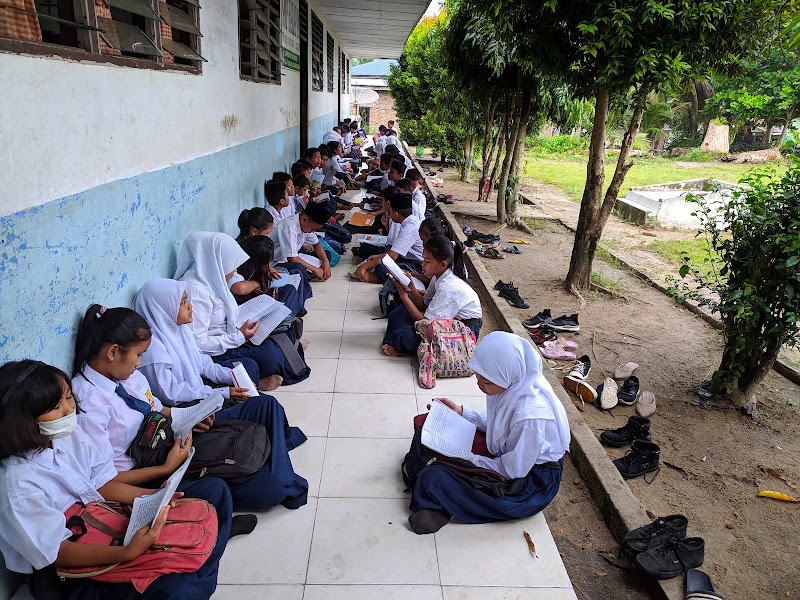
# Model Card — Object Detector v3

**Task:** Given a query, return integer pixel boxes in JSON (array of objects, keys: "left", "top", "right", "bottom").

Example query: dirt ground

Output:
[{"left": 426, "top": 163, "right": 800, "bottom": 600}]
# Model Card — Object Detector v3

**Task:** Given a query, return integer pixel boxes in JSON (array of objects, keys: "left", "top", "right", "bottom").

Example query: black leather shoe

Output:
[
  {"left": 635, "top": 536, "right": 704, "bottom": 579},
  {"left": 613, "top": 439, "right": 660, "bottom": 480},
  {"left": 622, "top": 514, "right": 689, "bottom": 557},
  {"left": 600, "top": 415, "right": 651, "bottom": 447}
]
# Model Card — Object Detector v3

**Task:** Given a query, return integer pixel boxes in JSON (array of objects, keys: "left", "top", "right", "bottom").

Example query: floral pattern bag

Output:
[{"left": 415, "top": 318, "right": 477, "bottom": 389}]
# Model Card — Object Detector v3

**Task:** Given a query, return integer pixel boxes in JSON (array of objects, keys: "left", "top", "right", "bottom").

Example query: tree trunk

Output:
[
  {"left": 479, "top": 101, "right": 497, "bottom": 201},
  {"left": 775, "top": 108, "right": 794, "bottom": 149},
  {"left": 715, "top": 339, "right": 782, "bottom": 410},
  {"left": 496, "top": 75, "right": 523, "bottom": 223},
  {"left": 484, "top": 107, "right": 508, "bottom": 203},
  {"left": 505, "top": 87, "right": 533, "bottom": 223},
  {"left": 565, "top": 85, "right": 610, "bottom": 291},
  {"left": 461, "top": 134, "right": 475, "bottom": 182},
  {"left": 763, "top": 119, "right": 774, "bottom": 149}
]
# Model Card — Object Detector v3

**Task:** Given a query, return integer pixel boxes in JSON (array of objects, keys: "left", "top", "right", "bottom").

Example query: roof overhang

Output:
[{"left": 315, "top": 0, "right": 433, "bottom": 59}]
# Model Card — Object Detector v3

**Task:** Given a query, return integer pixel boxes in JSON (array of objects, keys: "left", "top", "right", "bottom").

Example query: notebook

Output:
[
  {"left": 356, "top": 234, "right": 388, "bottom": 245},
  {"left": 236, "top": 295, "right": 293, "bottom": 346},
  {"left": 420, "top": 400, "right": 477, "bottom": 459},
  {"left": 349, "top": 212, "right": 375, "bottom": 227},
  {"left": 380, "top": 255, "right": 425, "bottom": 291}
]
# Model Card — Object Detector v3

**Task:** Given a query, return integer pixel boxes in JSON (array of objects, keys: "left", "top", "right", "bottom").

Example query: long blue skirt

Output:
[
  {"left": 216, "top": 394, "right": 309, "bottom": 510},
  {"left": 275, "top": 282, "right": 305, "bottom": 317},
  {"left": 409, "top": 462, "right": 563, "bottom": 523},
  {"left": 53, "top": 478, "right": 232, "bottom": 600},
  {"left": 383, "top": 303, "right": 483, "bottom": 356},
  {"left": 213, "top": 334, "right": 310, "bottom": 386},
  {"left": 276, "top": 262, "right": 314, "bottom": 305}
]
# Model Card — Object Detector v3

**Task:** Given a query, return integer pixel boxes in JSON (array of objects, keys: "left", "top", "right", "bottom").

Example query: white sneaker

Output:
[{"left": 599, "top": 377, "right": 619, "bottom": 410}]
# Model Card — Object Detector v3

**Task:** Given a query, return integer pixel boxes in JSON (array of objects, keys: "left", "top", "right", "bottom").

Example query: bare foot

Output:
[
  {"left": 300, "top": 338, "right": 310, "bottom": 350},
  {"left": 258, "top": 374, "right": 283, "bottom": 392},
  {"left": 382, "top": 344, "right": 401, "bottom": 357}
]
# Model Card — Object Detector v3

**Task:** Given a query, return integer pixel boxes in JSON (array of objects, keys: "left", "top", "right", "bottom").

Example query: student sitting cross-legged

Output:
[
  {"left": 174, "top": 232, "right": 311, "bottom": 389},
  {"left": 0, "top": 359, "right": 234, "bottom": 599},
  {"left": 354, "top": 192, "right": 423, "bottom": 284},
  {"left": 264, "top": 179, "right": 295, "bottom": 223},
  {"left": 270, "top": 200, "right": 333, "bottom": 281},
  {"left": 73, "top": 302, "right": 309, "bottom": 513},
  {"left": 382, "top": 235, "right": 482, "bottom": 357},
  {"left": 406, "top": 332, "right": 570, "bottom": 534}
]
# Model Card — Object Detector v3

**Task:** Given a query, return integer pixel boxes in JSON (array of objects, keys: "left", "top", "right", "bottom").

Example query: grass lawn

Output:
[
  {"left": 644, "top": 237, "right": 724, "bottom": 281},
  {"left": 522, "top": 154, "right": 781, "bottom": 201}
]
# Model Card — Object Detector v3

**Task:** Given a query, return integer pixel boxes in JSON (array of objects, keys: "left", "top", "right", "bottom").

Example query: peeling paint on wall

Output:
[{"left": 221, "top": 114, "right": 241, "bottom": 133}]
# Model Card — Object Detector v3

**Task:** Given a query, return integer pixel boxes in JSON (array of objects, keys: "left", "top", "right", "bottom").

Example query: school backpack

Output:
[
  {"left": 186, "top": 420, "right": 271, "bottom": 483},
  {"left": 323, "top": 221, "right": 352, "bottom": 244},
  {"left": 415, "top": 318, "right": 477, "bottom": 389},
  {"left": 57, "top": 498, "right": 218, "bottom": 593},
  {"left": 318, "top": 238, "right": 341, "bottom": 267},
  {"left": 323, "top": 236, "right": 346, "bottom": 256},
  {"left": 378, "top": 278, "right": 400, "bottom": 318}
]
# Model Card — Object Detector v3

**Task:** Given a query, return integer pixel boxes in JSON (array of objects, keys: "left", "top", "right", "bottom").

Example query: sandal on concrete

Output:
[
  {"left": 614, "top": 361, "right": 639, "bottom": 380},
  {"left": 503, "top": 245, "right": 522, "bottom": 254}
]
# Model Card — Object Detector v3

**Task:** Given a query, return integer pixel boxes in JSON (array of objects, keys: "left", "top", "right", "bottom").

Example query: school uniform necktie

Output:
[{"left": 115, "top": 384, "right": 152, "bottom": 416}]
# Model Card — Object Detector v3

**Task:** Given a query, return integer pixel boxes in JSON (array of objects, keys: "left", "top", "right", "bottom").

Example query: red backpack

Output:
[{"left": 57, "top": 498, "right": 218, "bottom": 593}]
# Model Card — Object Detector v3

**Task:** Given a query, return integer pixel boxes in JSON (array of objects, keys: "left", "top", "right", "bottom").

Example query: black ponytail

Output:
[
  {"left": 238, "top": 235, "right": 275, "bottom": 268},
  {"left": 73, "top": 305, "right": 151, "bottom": 376},
  {"left": 419, "top": 217, "right": 445, "bottom": 239},
  {"left": 237, "top": 207, "right": 274, "bottom": 241},
  {"left": 424, "top": 235, "right": 468, "bottom": 281}
]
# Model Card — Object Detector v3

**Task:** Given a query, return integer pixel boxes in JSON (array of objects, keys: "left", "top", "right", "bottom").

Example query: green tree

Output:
[
  {"left": 673, "top": 163, "right": 800, "bottom": 411},
  {"left": 706, "top": 48, "right": 800, "bottom": 148}
]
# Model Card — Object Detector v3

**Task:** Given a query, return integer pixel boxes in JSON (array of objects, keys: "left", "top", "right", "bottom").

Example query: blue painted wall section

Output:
[
  {"left": 0, "top": 126, "right": 305, "bottom": 376},
  {"left": 309, "top": 112, "right": 339, "bottom": 149}
]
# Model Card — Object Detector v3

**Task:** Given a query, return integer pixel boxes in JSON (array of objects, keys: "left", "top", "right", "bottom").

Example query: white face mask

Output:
[{"left": 38, "top": 410, "right": 77, "bottom": 439}]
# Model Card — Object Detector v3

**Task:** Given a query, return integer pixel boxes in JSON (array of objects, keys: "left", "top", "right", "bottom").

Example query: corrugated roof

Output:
[{"left": 350, "top": 59, "right": 399, "bottom": 77}]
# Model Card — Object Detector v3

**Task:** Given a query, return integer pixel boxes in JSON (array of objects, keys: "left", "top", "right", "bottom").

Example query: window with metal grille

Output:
[
  {"left": 310, "top": 10, "right": 322, "bottom": 91},
  {"left": 239, "top": 0, "right": 281, "bottom": 84},
  {"left": 345, "top": 53, "right": 349, "bottom": 93},
  {"left": 325, "top": 31, "right": 333, "bottom": 93},
  {"left": 0, "top": 0, "right": 205, "bottom": 68}
]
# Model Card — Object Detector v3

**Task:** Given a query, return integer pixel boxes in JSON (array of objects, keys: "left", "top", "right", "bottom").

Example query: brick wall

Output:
[{"left": 351, "top": 88, "right": 397, "bottom": 132}]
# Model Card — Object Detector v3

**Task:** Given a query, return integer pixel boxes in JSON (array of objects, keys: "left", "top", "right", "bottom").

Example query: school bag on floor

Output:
[
  {"left": 323, "top": 221, "right": 352, "bottom": 244},
  {"left": 378, "top": 279, "right": 400, "bottom": 317},
  {"left": 415, "top": 318, "right": 477, "bottom": 389},
  {"left": 318, "top": 238, "right": 341, "bottom": 267},
  {"left": 57, "top": 498, "right": 218, "bottom": 593}
]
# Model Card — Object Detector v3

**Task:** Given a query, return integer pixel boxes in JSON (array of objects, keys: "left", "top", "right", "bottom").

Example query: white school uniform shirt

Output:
[
  {"left": 390, "top": 214, "right": 423, "bottom": 261},
  {"left": 184, "top": 281, "right": 246, "bottom": 355},
  {"left": 271, "top": 212, "right": 318, "bottom": 263},
  {"left": 73, "top": 365, "right": 163, "bottom": 472},
  {"left": 323, "top": 156, "right": 339, "bottom": 186},
  {"left": 139, "top": 357, "right": 233, "bottom": 407},
  {"left": 0, "top": 425, "right": 118, "bottom": 573},
  {"left": 342, "top": 131, "right": 354, "bottom": 151},
  {"left": 292, "top": 193, "right": 307, "bottom": 213},
  {"left": 374, "top": 137, "right": 386, "bottom": 156},
  {"left": 266, "top": 202, "right": 295, "bottom": 223},
  {"left": 387, "top": 220, "right": 401, "bottom": 246},
  {"left": 423, "top": 268, "right": 483, "bottom": 321},
  {"left": 412, "top": 188, "right": 426, "bottom": 221},
  {"left": 385, "top": 135, "right": 400, "bottom": 150}
]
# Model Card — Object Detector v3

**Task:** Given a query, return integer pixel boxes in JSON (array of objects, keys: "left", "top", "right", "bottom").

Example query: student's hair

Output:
[
  {"left": 291, "top": 160, "right": 312, "bottom": 177},
  {"left": 405, "top": 168, "right": 422, "bottom": 182},
  {"left": 271, "top": 171, "right": 291, "bottom": 183},
  {"left": 425, "top": 235, "right": 467, "bottom": 281},
  {"left": 419, "top": 217, "right": 445, "bottom": 239},
  {"left": 392, "top": 206, "right": 412, "bottom": 218},
  {"left": 293, "top": 174, "right": 310, "bottom": 190},
  {"left": 379, "top": 154, "right": 393, "bottom": 167},
  {"left": 350, "top": 123, "right": 358, "bottom": 130},
  {"left": 378, "top": 125, "right": 387, "bottom": 133},
  {"left": 343, "top": 118, "right": 351, "bottom": 124},
  {"left": 395, "top": 178, "right": 413, "bottom": 192},
  {"left": 73, "top": 306, "right": 151, "bottom": 376},
  {"left": 318, "top": 145, "right": 331, "bottom": 157},
  {"left": 326, "top": 140, "right": 340, "bottom": 155},
  {"left": 238, "top": 235, "right": 274, "bottom": 268},
  {"left": 384, "top": 144, "right": 400, "bottom": 155},
  {"left": 304, "top": 147, "right": 321, "bottom": 160},
  {"left": 390, "top": 159, "right": 406, "bottom": 174},
  {"left": 332, "top": 126, "right": 341, "bottom": 134},
  {"left": 0, "top": 360, "right": 75, "bottom": 459},
  {"left": 264, "top": 179, "right": 288, "bottom": 207},
  {"left": 381, "top": 186, "right": 398, "bottom": 201},
  {"left": 387, "top": 130, "right": 397, "bottom": 137},
  {"left": 237, "top": 207, "right": 273, "bottom": 240}
]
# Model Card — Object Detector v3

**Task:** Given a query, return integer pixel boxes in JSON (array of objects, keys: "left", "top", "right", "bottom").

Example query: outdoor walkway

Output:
[{"left": 11, "top": 194, "right": 576, "bottom": 600}]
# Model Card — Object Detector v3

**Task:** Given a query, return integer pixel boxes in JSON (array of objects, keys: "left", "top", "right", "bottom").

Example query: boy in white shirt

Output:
[
  {"left": 265, "top": 179, "right": 295, "bottom": 223},
  {"left": 270, "top": 200, "right": 333, "bottom": 281},
  {"left": 354, "top": 192, "right": 423, "bottom": 284},
  {"left": 405, "top": 168, "right": 428, "bottom": 219}
]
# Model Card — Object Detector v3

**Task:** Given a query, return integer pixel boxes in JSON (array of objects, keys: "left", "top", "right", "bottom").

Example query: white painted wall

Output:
[{"left": 0, "top": 0, "right": 348, "bottom": 217}]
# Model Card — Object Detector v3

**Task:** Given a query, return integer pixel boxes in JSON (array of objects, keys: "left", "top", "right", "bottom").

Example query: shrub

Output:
[{"left": 528, "top": 134, "right": 588, "bottom": 155}]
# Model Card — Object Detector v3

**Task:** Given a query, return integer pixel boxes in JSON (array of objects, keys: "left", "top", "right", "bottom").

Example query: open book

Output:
[
  {"left": 301, "top": 254, "right": 322, "bottom": 269},
  {"left": 236, "top": 294, "right": 292, "bottom": 346},
  {"left": 421, "top": 400, "right": 477, "bottom": 459},
  {"left": 124, "top": 447, "right": 196, "bottom": 546},
  {"left": 356, "top": 233, "right": 388, "bottom": 246},
  {"left": 367, "top": 175, "right": 384, "bottom": 182},
  {"left": 230, "top": 362, "right": 259, "bottom": 398},
  {"left": 170, "top": 391, "right": 224, "bottom": 440},
  {"left": 380, "top": 254, "right": 425, "bottom": 291}
]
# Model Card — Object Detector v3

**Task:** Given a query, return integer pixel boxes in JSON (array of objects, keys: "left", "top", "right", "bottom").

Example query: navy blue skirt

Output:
[
  {"left": 383, "top": 303, "right": 482, "bottom": 356},
  {"left": 409, "top": 461, "right": 563, "bottom": 523},
  {"left": 213, "top": 332, "right": 310, "bottom": 386}
]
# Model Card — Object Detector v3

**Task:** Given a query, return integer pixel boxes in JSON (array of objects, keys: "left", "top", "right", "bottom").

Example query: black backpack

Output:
[
  {"left": 323, "top": 222, "right": 352, "bottom": 244},
  {"left": 379, "top": 278, "right": 400, "bottom": 318},
  {"left": 186, "top": 420, "right": 271, "bottom": 483}
]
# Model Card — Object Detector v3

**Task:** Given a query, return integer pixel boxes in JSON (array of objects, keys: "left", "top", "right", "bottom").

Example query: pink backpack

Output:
[
  {"left": 57, "top": 498, "right": 218, "bottom": 593},
  {"left": 415, "top": 318, "right": 477, "bottom": 389}
]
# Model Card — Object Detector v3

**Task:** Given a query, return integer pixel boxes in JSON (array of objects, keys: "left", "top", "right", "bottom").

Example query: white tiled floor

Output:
[{"left": 213, "top": 224, "right": 577, "bottom": 600}]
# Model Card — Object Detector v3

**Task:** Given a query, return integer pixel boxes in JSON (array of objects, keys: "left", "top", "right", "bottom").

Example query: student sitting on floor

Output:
[
  {"left": 265, "top": 179, "right": 294, "bottom": 223},
  {"left": 0, "top": 360, "right": 234, "bottom": 600},
  {"left": 405, "top": 169, "right": 428, "bottom": 217},
  {"left": 388, "top": 159, "right": 407, "bottom": 188},
  {"left": 72, "top": 302, "right": 308, "bottom": 513},
  {"left": 236, "top": 207, "right": 274, "bottom": 241},
  {"left": 174, "top": 232, "right": 311, "bottom": 389},
  {"left": 395, "top": 178, "right": 425, "bottom": 222},
  {"left": 291, "top": 174, "right": 311, "bottom": 213},
  {"left": 373, "top": 125, "right": 388, "bottom": 155},
  {"left": 385, "top": 144, "right": 412, "bottom": 170},
  {"left": 351, "top": 187, "right": 397, "bottom": 260},
  {"left": 270, "top": 200, "right": 333, "bottom": 281},
  {"left": 272, "top": 172, "right": 294, "bottom": 199},
  {"left": 304, "top": 147, "right": 325, "bottom": 196},
  {"left": 232, "top": 235, "right": 307, "bottom": 316},
  {"left": 322, "top": 126, "right": 342, "bottom": 144},
  {"left": 406, "top": 332, "right": 569, "bottom": 534},
  {"left": 382, "top": 235, "right": 482, "bottom": 357},
  {"left": 318, "top": 145, "right": 345, "bottom": 196},
  {"left": 410, "top": 217, "right": 448, "bottom": 286},
  {"left": 291, "top": 159, "right": 313, "bottom": 179},
  {"left": 354, "top": 192, "right": 423, "bottom": 284}
]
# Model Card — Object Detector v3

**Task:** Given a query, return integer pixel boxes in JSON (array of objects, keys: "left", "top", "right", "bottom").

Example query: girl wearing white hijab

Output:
[
  {"left": 408, "top": 332, "right": 570, "bottom": 534},
  {"left": 133, "top": 278, "right": 310, "bottom": 511},
  {"left": 174, "top": 232, "right": 310, "bottom": 390}
]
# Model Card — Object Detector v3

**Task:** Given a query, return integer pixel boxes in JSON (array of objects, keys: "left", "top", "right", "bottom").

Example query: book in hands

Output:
[
  {"left": 379, "top": 255, "right": 425, "bottom": 291},
  {"left": 421, "top": 400, "right": 476, "bottom": 459},
  {"left": 230, "top": 362, "right": 259, "bottom": 398},
  {"left": 170, "top": 392, "right": 224, "bottom": 440},
  {"left": 236, "top": 294, "right": 293, "bottom": 346}
]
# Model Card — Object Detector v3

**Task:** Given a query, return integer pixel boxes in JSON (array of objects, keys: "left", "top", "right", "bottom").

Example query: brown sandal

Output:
[{"left": 480, "top": 247, "right": 505, "bottom": 259}]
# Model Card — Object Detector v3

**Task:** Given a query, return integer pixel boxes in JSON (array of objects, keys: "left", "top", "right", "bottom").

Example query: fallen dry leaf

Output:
[
  {"left": 766, "top": 467, "right": 783, "bottom": 478},
  {"left": 701, "top": 455, "right": 707, "bottom": 462},
  {"left": 595, "top": 571, "right": 608, "bottom": 577},
  {"left": 757, "top": 490, "right": 799, "bottom": 502}
]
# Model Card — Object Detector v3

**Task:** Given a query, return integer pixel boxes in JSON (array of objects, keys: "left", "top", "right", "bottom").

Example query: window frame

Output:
[
  {"left": 238, "top": 0, "right": 283, "bottom": 85},
  {"left": 325, "top": 31, "right": 333, "bottom": 93},
  {"left": 310, "top": 10, "right": 323, "bottom": 92}
]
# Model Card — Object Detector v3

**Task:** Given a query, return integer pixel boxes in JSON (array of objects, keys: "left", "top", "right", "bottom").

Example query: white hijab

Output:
[
  {"left": 174, "top": 232, "right": 249, "bottom": 334},
  {"left": 133, "top": 278, "right": 205, "bottom": 390},
  {"left": 468, "top": 332, "right": 570, "bottom": 457}
]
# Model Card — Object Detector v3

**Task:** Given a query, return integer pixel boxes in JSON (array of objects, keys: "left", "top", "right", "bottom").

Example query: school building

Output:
[
  {"left": 0, "top": 0, "right": 430, "bottom": 596},
  {"left": 350, "top": 58, "right": 399, "bottom": 130}
]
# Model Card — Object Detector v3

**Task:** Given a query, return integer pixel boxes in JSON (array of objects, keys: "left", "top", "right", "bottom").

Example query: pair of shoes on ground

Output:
[
  {"left": 435, "top": 193, "right": 455, "bottom": 204},
  {"left": 527, "top": 325, "right": 557, "bottom": 345},
  {"left": 502, "top": 245, "right": 522, "bottom": 254},
  {"left": 468, "top": 230, "right": 500, "bottom": 245},
  {"left": 596, "top": 375, "right": 656, "bottom": 416},
  {"left": 541, "top": 340, "right": 577, "bottom": 361},
  {"left": 493, "top": 280, "right": 529, "bottom": 309},
  {"left": 599, "top": 415, "right": 660, "bottom": 481},
  {"left": 478, "top": 246, "right": 505, "bottom": 259},
  {"left": 523, "top": 308, "right": 580, "bottom": 332},
  {"left": 563, "top": 355, "right": 596, "bottom": 404},
  {"left": 622, "top": 515, "right": 706, "bottom": 581}
]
